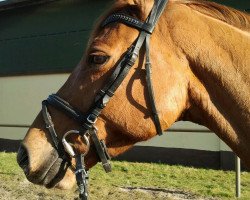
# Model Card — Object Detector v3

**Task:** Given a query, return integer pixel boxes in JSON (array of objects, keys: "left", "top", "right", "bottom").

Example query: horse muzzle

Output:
[{"left": 17, "top": 144, "right": 71, "bottom": 188}]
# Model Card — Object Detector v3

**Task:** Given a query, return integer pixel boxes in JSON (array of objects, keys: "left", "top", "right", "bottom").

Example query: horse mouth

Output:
[
  {"left": 34, "top": 157, "right": 69, "bottom": 188},
  {"left": 17, "top": 145, "right": 70, "bottom": 188}
]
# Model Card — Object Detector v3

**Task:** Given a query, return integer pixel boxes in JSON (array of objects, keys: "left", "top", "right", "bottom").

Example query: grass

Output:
[{"left": 0, "top": 152, "right": 249, "bottom": 199}]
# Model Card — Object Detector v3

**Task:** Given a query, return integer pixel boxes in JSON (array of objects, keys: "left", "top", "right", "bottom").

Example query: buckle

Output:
[
  {"left": 86, "top": 114, "right": 97, "bottom": 124},
  {"left": 45, "top": 124, "right": 54, "bottom": 129}
]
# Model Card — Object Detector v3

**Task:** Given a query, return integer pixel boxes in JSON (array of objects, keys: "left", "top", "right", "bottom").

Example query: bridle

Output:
[{"left": 41, "top": 0, "right": 168, "bottom": 199}]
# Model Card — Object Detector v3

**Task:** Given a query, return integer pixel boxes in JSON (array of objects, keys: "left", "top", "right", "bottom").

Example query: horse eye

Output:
[{"left": 88, "top": 55, "right": 109, "bottom": 65}]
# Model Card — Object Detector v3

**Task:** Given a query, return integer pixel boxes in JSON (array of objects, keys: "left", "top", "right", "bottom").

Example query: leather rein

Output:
[{"left": 41, "top": 0, "right": 168, "bottom": 199}]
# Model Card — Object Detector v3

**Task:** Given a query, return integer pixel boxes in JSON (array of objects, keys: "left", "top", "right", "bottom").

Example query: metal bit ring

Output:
[{"left": 62, "top": 130, "right": 90, "bottom": 157}]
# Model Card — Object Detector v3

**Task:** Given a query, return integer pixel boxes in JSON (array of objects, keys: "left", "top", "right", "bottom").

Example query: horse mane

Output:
[{"left": 177, "top": 0, "right": 250, "bottom": 32}]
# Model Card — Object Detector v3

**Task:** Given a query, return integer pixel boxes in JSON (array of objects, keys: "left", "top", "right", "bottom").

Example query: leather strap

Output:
[
  {"left": 42, "top": 101, "right": 60, "bottom": 149},
  {"left": 89, "top": 128, "right": 111, "bottom": 172},
  {"left": 47, "top": 94, "right": 86, "bottom": 123},
  {"left": 42, "top": 101, "right": 69, "bottom": 159},
  {"left": 145, "top": 35, "right": 163, "bottom": 135},
  {"left": 75, "top": 154, "right": 88, "bottom": 200},
  {"left": 102, "top": 13, "right": 154, "bottom": 34}
]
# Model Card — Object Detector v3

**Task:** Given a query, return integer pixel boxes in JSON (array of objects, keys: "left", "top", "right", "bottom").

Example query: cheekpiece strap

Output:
[
  {"left": 89, "top": 128, "right": 112, "bottom": 173},
  {"left": 42, "top": 101, "right": 60, "bottom": 149}
]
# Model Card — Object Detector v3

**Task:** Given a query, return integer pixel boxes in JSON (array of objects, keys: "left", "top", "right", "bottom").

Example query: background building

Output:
[{"left": 0, "top": 0, "right": 249, "bottom": 170}]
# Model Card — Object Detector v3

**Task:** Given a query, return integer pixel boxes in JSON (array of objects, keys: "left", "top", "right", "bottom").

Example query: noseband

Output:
[{"left": 42, "top": 0, "right": 168, "bottom": 199}]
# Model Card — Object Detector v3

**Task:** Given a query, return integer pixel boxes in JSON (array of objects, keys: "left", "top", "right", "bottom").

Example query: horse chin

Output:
[
  {"left": 43, "top": 159, "right": 75, "bottom": 189},
  {"left": 24, "top": 155, "right": 74, "bottom": 189},
  {"left": 44, "top": 155, "right": 97, "bottom": 190},
  {"left": 25, "top": 158, "right": 76, "bottom": 190},
  {"left": 54, "top": 169, "right": 76, "bottom": 190}
]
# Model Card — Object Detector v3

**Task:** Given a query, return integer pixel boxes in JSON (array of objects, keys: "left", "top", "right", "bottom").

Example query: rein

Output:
[{"left": 42, "top": 0, "right": 168, "bottom": 199}]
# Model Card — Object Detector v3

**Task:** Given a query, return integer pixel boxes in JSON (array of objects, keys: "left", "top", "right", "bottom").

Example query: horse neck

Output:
[{"left": 165, "top": 3, "right": 250, "bottom": 166}]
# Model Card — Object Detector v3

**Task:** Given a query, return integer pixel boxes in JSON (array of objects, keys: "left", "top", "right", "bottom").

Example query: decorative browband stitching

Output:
[{"left": 102, "top": 13, "right": 154, "bottom": 34}]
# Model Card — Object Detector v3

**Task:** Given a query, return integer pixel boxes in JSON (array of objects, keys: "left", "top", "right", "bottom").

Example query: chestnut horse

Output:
[{"left": 17, "top": 0, "right": 250, "bottom": 190}]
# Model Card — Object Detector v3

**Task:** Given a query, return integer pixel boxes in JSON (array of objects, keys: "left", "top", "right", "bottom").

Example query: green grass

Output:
[{"left": 0, "top": 152, "right": 249, "bottom": 199}]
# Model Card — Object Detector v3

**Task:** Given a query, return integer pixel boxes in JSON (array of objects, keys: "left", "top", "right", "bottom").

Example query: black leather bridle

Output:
[{"left": 41, "top": 0, "right": 168, "bottom": 199}]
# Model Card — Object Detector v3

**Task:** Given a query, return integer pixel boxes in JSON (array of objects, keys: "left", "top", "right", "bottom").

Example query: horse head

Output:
[{"left": 16, "top": 0, "right": 191, "bottom": 189}]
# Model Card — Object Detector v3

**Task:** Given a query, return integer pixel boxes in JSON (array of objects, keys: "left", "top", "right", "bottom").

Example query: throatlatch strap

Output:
[{"left": 145, "top": 36, "right": 163, "bottom": 135}]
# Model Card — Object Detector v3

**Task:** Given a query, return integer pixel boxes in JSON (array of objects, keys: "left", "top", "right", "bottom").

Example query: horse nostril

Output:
[{"left": 17, "top": 145, "right": 29, "bottom": 171}]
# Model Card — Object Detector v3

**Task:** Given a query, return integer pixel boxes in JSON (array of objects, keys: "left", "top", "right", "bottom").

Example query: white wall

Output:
[{"left": 0, "top": 74, "right": 231, "bottom": 152}]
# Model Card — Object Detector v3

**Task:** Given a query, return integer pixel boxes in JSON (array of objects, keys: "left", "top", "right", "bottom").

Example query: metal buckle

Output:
[
  {"left": 62, "top": 130, "right": 90, "bottom": 157},
  {"left": 45, "top": 124, "right": 53, "bottom": 129},
  {"left": 86, "top": 114, "right": 97, "bottom": 124}
]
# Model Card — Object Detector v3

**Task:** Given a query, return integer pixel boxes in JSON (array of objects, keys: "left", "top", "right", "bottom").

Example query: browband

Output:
[{"left": 102, "top": 13, "right": 155, "bottom": 34}]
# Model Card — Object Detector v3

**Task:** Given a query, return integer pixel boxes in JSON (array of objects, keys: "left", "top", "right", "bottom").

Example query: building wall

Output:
[{"left": 0, "top": 74, "right": 234, "bottom": 169}]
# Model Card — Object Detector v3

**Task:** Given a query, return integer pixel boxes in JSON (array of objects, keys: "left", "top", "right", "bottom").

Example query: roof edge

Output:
[{"left": 0, "top": 0, "right": 57, "bottom": 11}]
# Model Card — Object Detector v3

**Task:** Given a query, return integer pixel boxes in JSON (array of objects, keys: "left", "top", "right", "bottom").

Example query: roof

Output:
[{"left": 0, "top": 0, "right": 56, "bottom": 11}]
